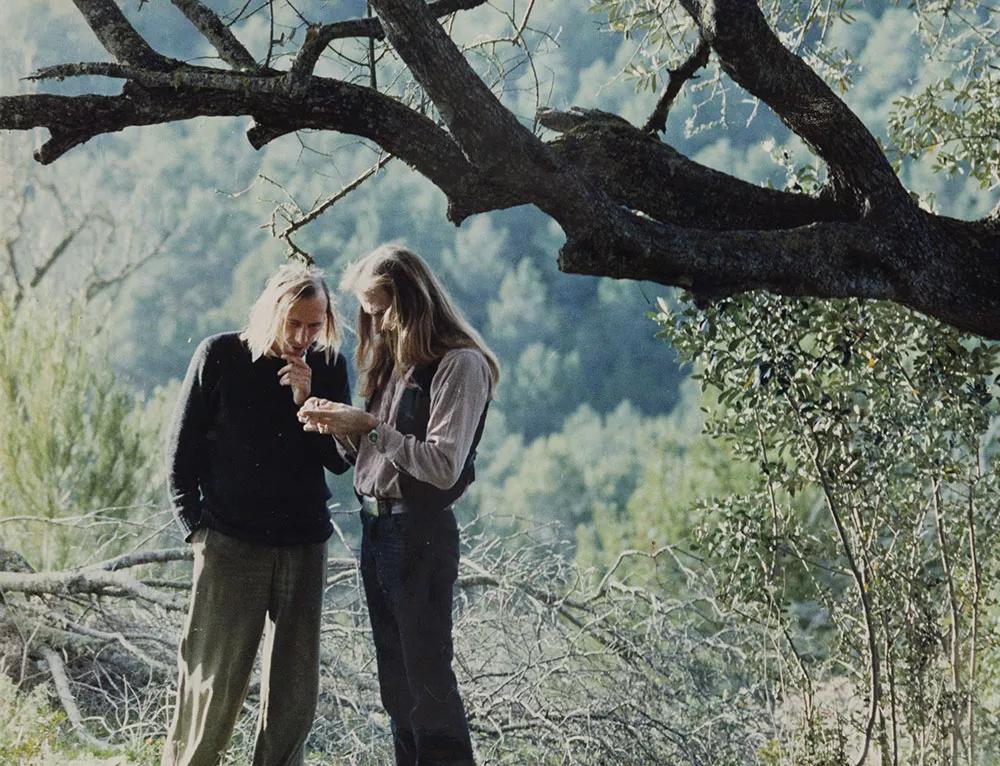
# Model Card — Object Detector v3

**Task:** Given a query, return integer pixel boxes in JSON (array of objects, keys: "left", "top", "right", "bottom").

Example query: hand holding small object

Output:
[{"left": 298, "top": 398, "right": 377, "bottom": 435}]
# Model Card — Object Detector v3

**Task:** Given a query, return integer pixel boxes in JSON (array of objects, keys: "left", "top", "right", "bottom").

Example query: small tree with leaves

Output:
[{"left": 659, "top": 291, "right": 1000, "bottom": 764}]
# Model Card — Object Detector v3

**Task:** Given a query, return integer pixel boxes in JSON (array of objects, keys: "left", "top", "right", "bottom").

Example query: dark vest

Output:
[{"left": 374, "top": 359, "right": 489, "bottom": 510}]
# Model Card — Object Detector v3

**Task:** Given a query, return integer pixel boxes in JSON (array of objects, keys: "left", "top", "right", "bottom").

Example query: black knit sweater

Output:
[{"left": 167, "top": 332, "right": 351, "bottom": 545}]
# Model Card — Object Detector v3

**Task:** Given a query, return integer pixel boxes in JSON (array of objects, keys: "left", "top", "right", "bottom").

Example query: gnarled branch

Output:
[
  {"left": 642, "top": 39, "right": 711, "bottom": 135},
  {"left": 677, "top": 0, "right": 909, "bottom": 216},
  {"left": 1, "top": 0, "right": 998, "bottom": 338},
  {"left": 169, "top": 0, "right": 259, "bottom": 70},
  {"left": 70, "top": 0, "right": 174, "bottom": 69}
]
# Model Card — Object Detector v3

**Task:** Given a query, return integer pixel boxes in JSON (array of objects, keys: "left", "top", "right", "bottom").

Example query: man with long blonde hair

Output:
[
  {"left": 163, "top": 262, "right": 351, "bottom": 766},
  {"left": 299, "top": 244, "right": 498, "bottom": 766}
]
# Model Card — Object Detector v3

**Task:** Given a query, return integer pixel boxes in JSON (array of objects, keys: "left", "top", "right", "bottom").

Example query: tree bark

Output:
[{"left": 0, "top": 0, "right": 997, "bottom": 337}]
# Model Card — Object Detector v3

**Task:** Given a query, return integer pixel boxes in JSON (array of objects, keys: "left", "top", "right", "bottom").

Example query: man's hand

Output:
[
  {"left": 298, "top": 397, "right": 378, "bottom": 436},
  {"left": 279, "top": 354, "right": 312, "bottom": 406}
]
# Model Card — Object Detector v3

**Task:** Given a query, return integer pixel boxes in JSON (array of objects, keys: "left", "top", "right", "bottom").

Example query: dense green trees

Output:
[{"left": 2, "top": 0, "right": 999, "bottom": 762}]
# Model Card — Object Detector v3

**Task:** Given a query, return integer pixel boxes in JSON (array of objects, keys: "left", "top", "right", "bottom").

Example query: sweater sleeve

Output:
[
  {"left": 166, "top": 338, "right": 212, "bottom": 540},
  {"left": 307, "top": 352, "right": 354, "bottom": 475}
]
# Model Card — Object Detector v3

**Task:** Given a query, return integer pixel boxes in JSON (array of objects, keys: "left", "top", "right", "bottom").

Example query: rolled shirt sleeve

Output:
[{"left": 367, "top": 349, "right": 492, "bottom": 491}]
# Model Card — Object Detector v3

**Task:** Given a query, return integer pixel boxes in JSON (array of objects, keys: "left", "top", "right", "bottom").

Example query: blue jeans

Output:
[{"left": 360, "top": 509, "right": 474, "bottom": 765}]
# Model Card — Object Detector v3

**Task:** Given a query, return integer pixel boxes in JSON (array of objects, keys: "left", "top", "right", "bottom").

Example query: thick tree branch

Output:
[
  {"left": 369, "top": 0, "right": 626, "bottom": 258},
  {"left": 3, "top": 67, "right": 530, "bottom": 220},
  {"left": 29, "top": 62, "right": 279, "bottom": 92},
  {"left": 561, "top": 210, "right": 899, "bottom": 301},
  {"left": 169, "top": 0, "right": 259, "bottom": 70},
  {"left": 291, "top": 20, "right": 381, "bottom": 85},
  {"left": 368, "top": 0, "right": 548, "bottom": 172},
  {"left": 561, "top": 203, "right": 1000, "bottom": 337},
  {"left": 70, "top": 0, "right": 174, "bottom": 69},
  {"left": 2, "top": 79, "right": 453, "bottom": 182},
  {"left": 678, "top": 0, "right": 909, "bottom": 216},
  {"left": 2, "top": 1, "right": 999, "bottom": 338},
  {"left": 541, "top": 109, "right": 849, "bottom": 230}
]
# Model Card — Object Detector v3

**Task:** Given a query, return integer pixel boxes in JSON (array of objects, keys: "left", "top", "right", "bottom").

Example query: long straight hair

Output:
[
  {"left": 240, "top": 263, "right": 340, "bottom": 362},
  {"left": 341, "top": 244, "right": 500, "bottom": 398}
]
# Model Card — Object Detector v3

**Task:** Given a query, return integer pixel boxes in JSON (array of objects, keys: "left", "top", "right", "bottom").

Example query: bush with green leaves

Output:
[
  {"left": 0, "top": 296, "right": 168, "bottom": 570},
  {"left": 657, "top": 293, "right": 1000, "bottom": 764}
]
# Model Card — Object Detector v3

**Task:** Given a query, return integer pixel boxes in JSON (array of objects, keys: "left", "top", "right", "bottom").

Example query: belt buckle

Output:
[{"left": 362, "top": 496, "right": 392, "bottom": 518}]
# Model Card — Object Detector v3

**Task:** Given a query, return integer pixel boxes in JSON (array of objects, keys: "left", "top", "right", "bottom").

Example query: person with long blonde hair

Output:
[
  {"left": 163, "top": 262, "right": 351, "bottom": 766},
  {"left": 298, "top": 244, "right": 498, "bottom": 766}
]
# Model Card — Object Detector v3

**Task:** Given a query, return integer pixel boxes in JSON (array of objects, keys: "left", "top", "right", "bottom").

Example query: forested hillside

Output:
[{"left": 1, "top": 0, "right": 997, "bottom": 763}]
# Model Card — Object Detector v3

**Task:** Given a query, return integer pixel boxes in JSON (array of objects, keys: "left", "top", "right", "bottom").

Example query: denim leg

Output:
[
  {"left": 391, "top": 512, "right": 474, "bottom": 764},
  {"left": 362, "top": 510, "right": 475, "bottom": 765},
  {"left": 361, "top": 514, "right": 417, "bottom": 766}
]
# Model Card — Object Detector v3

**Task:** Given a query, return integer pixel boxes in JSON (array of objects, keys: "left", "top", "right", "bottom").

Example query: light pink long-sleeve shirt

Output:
[{"left": 354, "top": 347, "right": 492, "bottom": 499}]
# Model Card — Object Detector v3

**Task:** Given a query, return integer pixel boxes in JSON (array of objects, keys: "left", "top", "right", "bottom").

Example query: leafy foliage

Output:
[
  {"left": 658, "top": 291, "right": 1000, "bottom": 763},
  {"left": 888, "top": 0, "right": 999, "bottom": 188},
  {"left": 473, "top": 401, "right": 680, "bottom": 538},
  {"left": 0, "top": 296, "right": 167, "bottom": 570},
  {"left": 574, "top": 383, "right": 757, "bottom": 578},
  {"left": 891, "top": 74, "right": 1000, "bottom": 188}
]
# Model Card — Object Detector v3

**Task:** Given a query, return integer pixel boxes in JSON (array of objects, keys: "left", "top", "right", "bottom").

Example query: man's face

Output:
[
  {"left": 277, "top": 294, "right": 328, "bottom": 356},
  {"left": 359, "top": 287, "right": 392, "bottom": 335}
]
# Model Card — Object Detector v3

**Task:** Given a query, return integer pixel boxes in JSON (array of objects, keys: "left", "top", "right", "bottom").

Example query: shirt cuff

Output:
[{"left": 373, "top": 422, "right": 405, "bottom": 458}]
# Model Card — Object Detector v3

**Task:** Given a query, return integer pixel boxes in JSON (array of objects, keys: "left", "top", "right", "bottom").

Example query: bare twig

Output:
[
  {"left": 2, "top": 520, "right": 768, "bottom": 762},
  {"left": 803, "top": 420, "right": 880, "bottom": 766},
  {"left": 38, "top": 643, "right": 120, "bottom": 750},
  {"left": 278, "top": 151, "right": 394, "bottom": 249},
  {"left": 932, "top": 481, "right": 963, "bottom": 763},
  {"left": 28, "top": 221, "right": 87, "bottom": 290},
  {"left": 642, "top": 38, "right": 711, "bottom": 135},
  {"left": 966, "top": 463, "right": 983, "bottom": 764}
]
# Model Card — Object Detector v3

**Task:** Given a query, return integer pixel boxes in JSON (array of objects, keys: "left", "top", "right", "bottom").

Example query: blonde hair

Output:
[
  {"left": 341, "top": 244, "right": 500, "bottom": 398},
  {"left": 240, "top": 263, "right": 339, "bottom": 362}
]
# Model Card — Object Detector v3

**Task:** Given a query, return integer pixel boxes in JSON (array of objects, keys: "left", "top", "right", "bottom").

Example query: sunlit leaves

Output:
[
  {"left": 655, "top": 287, "right": 1000, "bottom": 758},
  {"left": 890, "top": 73, "right": 1000, "bottom": 188}
]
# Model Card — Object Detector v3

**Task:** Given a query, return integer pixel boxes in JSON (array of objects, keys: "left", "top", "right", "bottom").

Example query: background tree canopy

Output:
[{"left": 1, "top": 1, "right": 998, "bottom": 764}]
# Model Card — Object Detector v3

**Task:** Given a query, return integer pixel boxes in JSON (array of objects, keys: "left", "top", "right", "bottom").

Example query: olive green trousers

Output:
[{"left": 161, "top": 527, "right": 327, "bottom": 766}]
